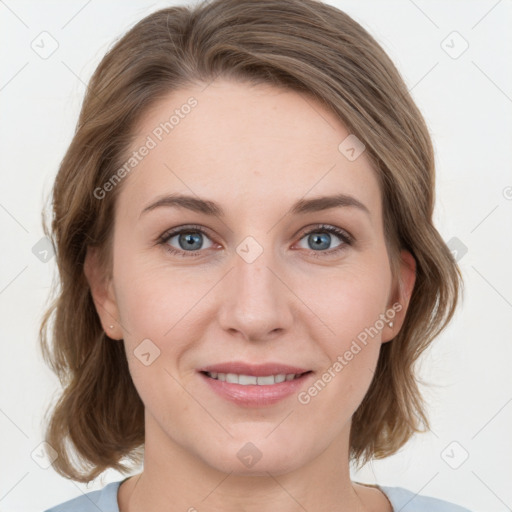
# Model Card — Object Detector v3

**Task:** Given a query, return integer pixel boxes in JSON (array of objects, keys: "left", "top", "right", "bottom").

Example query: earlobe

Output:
[
  {"left": 382, "top": 249, "right": 417, "bottom": 343},
  {"left": 83, "top": 246, "right": 121, "bottom": 339}
]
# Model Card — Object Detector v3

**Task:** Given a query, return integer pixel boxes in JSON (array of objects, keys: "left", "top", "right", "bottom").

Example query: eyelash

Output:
[{"left": 157, "top": 224, "right": 354, "bottom": 258}]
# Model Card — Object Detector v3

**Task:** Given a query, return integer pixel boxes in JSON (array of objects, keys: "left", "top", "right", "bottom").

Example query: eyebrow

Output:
[{"left": 139, "top": 192, "right": 370, "bottom": 219}]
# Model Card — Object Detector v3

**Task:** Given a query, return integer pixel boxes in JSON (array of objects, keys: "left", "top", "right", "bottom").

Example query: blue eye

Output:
[
  {"left": 296, "top": 225, "right": 351, "bottom": 253},
  {"left": 158, "top": 224, "right": 214, "bottom": 257},
  {"left": 158, "top": 224, "right": 353, "bottom": 258}
]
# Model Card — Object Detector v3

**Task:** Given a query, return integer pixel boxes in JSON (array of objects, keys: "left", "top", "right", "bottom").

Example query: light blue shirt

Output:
[{"left": 43, "top": 478, "right": 473, "bottom": 511}]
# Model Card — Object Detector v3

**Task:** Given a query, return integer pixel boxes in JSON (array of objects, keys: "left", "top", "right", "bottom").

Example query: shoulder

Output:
[
  {"left": 43, "top": 480, "right": 123, "bottom": 512},
  {"left": 378, "top": 485, "right": 473, "bottom": 512}
]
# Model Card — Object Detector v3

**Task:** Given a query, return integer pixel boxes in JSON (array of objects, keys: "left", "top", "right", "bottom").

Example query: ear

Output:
[
  {"left": 381, "top": 249, "right": 416, "bottom": 343},
  {"left": 83, "top": 245, "right": 122, "bottom": 340}
]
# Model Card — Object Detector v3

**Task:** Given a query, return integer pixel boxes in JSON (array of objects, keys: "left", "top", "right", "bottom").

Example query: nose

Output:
[{"left": 217, "top": 240, "right": 295, "bottom": 342}]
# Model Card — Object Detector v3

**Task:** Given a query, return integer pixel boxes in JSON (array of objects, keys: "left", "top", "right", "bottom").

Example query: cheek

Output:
[
  {"left": 294, "top": 255, "right": 391, "bottom": 401},
  {"left": 113, "top": 258, "right": 198, "bottom": 412},
  {"left": 113, "top": 248, "right": 199, "bottom": 333},
  {"left": 298, "top": 255, "right": 391, "bottom": 343},
  {"left": 112, "top": 252, "right": 212, "bottom": 392}
]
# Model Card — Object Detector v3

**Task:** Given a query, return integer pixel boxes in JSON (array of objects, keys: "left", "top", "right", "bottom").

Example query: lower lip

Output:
[{"left": 199, "top": 371, "right": 314, "bottom": 407}]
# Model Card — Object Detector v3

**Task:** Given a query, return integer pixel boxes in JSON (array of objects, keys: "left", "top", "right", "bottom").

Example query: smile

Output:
[
  {"left": 202, "top": 371, "right": 310, "bottom": 385},
  {"left": 199, "top": 370, "right": 314, "bottom": 407}
]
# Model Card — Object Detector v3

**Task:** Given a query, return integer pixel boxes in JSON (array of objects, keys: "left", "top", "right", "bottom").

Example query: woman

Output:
[{"left": 40, "top": 0, "right": 470, "bottom": 510}]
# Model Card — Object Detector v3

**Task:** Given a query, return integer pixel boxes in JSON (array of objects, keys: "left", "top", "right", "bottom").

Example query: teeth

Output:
[{"left": 206, "top": 372, "right": 302, "bottom": 385}]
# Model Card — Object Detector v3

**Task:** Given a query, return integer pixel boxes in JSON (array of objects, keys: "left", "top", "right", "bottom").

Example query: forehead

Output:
[{"left": 115, "top": 79, "right": 381, "bottom": 223}]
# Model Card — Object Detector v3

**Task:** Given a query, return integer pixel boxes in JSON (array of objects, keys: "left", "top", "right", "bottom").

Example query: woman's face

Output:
[{"left": 86, "top": 79, "right": 415, "bottom": 476}]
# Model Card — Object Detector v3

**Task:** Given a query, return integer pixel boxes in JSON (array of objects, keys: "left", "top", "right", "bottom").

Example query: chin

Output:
[{"left": 198, "top": 435, "right": 311, "bottom": 476}]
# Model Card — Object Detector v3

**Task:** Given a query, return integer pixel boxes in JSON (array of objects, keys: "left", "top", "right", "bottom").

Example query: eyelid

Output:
[
  {"left": 157, "top": 224, "right": 213, "bottom": 244},
  {"left": 296, "top": 223, "right": 353, "bottom": 244}
]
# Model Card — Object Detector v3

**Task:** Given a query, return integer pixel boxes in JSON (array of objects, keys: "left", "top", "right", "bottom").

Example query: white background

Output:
[{"left": 0, "top": 1, "right": 511, "bottom": 511}]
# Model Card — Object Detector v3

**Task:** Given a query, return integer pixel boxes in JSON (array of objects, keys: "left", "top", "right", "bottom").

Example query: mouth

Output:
[
  {"left": 200, "top": 370, "right": 312, "bottom": 385},
  {"left": 196, "top": 362, "right": 314, "bottom": 407}
]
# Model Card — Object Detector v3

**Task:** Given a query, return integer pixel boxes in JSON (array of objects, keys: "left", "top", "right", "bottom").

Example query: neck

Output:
[{"left": 120, "top": 412, "right": 374, "bottom": 512}]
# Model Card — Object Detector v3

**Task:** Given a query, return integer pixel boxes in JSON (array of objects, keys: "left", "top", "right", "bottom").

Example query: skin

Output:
[{"left": 85, "top": 78, "right": 416, "bottom": 512}]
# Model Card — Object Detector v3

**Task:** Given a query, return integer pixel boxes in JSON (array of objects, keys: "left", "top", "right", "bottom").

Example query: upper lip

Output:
[{"left": 197, "top": 361, "right": 311, "bottom": 377}]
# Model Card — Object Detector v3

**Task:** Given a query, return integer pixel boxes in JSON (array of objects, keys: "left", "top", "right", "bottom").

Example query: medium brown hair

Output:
[{"left": 39, "top": 0, "right": 462, "bottom": 482}]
